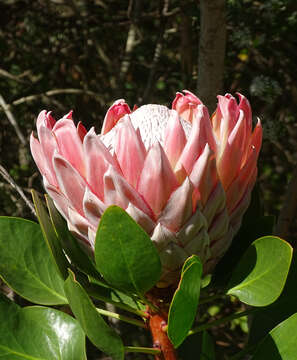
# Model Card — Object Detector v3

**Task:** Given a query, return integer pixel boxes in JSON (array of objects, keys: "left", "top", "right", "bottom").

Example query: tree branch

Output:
[
  {"left": 0, "top": 68, "right": 28, "bottom": 84},
  {"left": 0, "top": 89, "right": 104, "bottom": 111},
  {"left": 0, "top": 164, "right": 36, "bottom": 217},
  {"left": 120, "top": 23, "right": 138, "bottom": 80},
  {"left": 0, "top": 94, "right": 26, "bottom": 145}
]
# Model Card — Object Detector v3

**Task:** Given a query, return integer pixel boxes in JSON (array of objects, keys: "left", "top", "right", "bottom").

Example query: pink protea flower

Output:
[
  {"left": 173, "top": 91, "right": 262, "bottom": 271},
  {"left": 30, "top": 91, "right": 262, "bottom": 286}
]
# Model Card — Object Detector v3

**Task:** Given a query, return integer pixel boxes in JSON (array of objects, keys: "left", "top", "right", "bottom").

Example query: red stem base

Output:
[{"left": 148, "top": 312, "right": 177, "bottom": 360}]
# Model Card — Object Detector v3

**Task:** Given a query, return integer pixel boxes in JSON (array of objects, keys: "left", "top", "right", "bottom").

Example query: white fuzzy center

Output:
[{"left": 101, "top": 104, "right": 192, "bottom": 151}]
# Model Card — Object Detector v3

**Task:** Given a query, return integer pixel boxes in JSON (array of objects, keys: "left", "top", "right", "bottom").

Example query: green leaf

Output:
[
  {"left": 46, "top": 196, "right": 99, "bottom": 278},
  {"left": 177, "top": 330, "right": 215, "bottom": 359},
  {"left": 227, "top": 236, "right": 292, "bottom": 306},
  {"left": 95, "top": 206, "right": 161, "bottom": 294},
  {"left": 249, "top": 250, "right": 297, "bottom": 345},
  {"left": 32, "top": 190, "right": 69, "bottom": 280},
  {"left": 0, "top": 295, "right": 86, "bottom": 360},
  {"left": 64, "top": 270, "right": 124, "bottom": 360},
  {"left": 87, "top": 277, "right": 145, "bottom": 313},
  {"left": 109, "top": 289, "right": 145, "bottom": 311},
  {"left": 200, "top": 331, "right": 216, "bottom": 360},
  {"left": 252, "top": 313, "right": 297, "bottom": 360},
  {"left": 168, "top": 255, "right": 202, "bottom": 348},
  {"left": 0, "top": 217, "right": 67, "bottom": 305}
]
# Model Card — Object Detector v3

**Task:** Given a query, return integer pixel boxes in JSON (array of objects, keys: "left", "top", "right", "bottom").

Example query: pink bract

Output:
[{"left": 30, "top": 91, "right": 262, "bottom": 286}]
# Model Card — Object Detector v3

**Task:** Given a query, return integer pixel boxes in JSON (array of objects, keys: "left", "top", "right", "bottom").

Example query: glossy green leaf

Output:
[
  {"left": 95, "top": 206, "right": 161, "bottom": 294},
  {"left": 227, "top": 236, "right": 292, "bottom": 306},
  {"left": 0, "top": 295, "right": 86, "bottom": 360},
  {"left": 46, "top": 196, "right": 99, "bottom": 278},
  {"left": 249, "top": 250, "right": 297, "bottom": 345},
  {"left": 0, "top": 217, "right": 67, "bottom": 305},
  {"left": 64, "top": 270, "right": 124, "bottom": 360},
  {"left": 252, "top": 313, "right": 297, "bottom": 360},
  {"left": 32, "top": 190, "right": 69, "bottom": 280},
  {"left": 87, "top": 277, "right": 145, "bottom": 312},
  {"left": 168, "top": 255, "right": 202, "bottom": 348}
]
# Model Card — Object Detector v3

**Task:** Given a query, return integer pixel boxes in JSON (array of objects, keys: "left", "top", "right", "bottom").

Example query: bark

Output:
[{"left": 197, "top": 0, "right": 226, "bottom": 112}]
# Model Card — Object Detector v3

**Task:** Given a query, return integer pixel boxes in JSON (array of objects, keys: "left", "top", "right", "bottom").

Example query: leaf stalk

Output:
[
  {"left": 124, "top": 346, "right": 161, "bottom": 355},
  {"left": 95, "top": 307, "right": 146, "bottom": 328}
]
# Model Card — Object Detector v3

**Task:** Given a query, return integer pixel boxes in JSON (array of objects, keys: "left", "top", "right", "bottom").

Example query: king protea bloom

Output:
[{"left": 30, "top": 91, "right": 262, "bottom": 286}]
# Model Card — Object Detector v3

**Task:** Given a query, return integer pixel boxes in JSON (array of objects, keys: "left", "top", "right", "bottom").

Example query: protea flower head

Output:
[{"left": 30, "top": 91, "right": 262, "bottom": 286}]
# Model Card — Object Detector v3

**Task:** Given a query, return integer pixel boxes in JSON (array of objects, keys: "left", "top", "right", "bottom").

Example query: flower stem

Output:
[
  {"left": 124, "top": 346, "right": 161, "bottom": 355},
  {"left": 189, "top": 308, "right": 258, "bottom": 335},
  {"left": 95, "top": 307, "right": 146, "bottom": 328},
  {"left": 149, "top": 313, "right": 177, "bottom": 360}
]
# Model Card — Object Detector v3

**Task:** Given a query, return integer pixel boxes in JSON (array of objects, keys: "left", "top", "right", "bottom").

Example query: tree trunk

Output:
[{"left": 197, "top": 0, "right": 226, "bottom": 112}]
